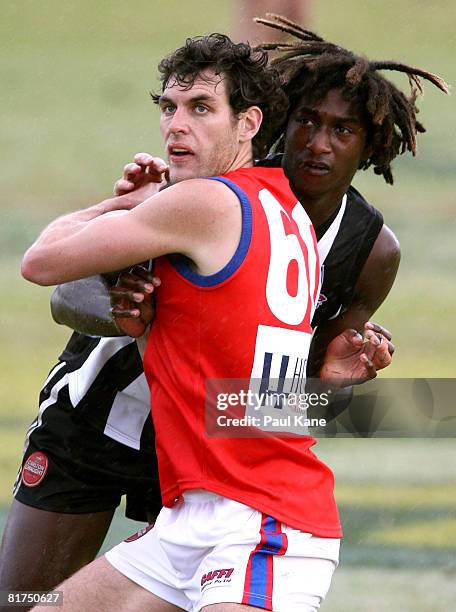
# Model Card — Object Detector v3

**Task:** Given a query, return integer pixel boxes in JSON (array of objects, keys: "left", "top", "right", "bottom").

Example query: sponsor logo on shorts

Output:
[
  {"left": 124, "top": 524, "right": 154, "bottom": 542},
  {"left": 21, "top": 452, "right": 49, "bottom": 487},
  {"left": 201, "top": 568, "right": 234, "bottom": 589}
]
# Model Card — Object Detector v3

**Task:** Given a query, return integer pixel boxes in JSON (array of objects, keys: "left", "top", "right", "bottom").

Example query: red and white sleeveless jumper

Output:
[{"left": 144, "top": 166, "right": 341, "bottom": 538}]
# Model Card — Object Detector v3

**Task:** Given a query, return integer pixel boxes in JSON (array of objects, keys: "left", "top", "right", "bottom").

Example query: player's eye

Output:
[
  {"left": 335, "top": 125, "right": 352, "bottom": 136},
  {"left": 161, "top": 104, "right": 176, "bottom": 115},
  {"left": 296, "top": 116, "right": 315, "bottom": 128},
  {"left": 194, "top": 105, "right": 208, "bottom": 114}
]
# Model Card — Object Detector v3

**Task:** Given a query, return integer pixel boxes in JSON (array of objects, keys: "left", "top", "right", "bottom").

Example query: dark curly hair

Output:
[
  {"left": 151, "top": 33, "right": 288, "bottom": 159},
  {"left": 255, "top": 14, "right": 450, "bottom": 184}
]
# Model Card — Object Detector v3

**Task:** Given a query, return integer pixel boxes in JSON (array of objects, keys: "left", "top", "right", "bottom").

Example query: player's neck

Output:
[
  {"left": 297, "top": 186, "right": 348, "bottom": 229},
  {"left": 224, "top": 144, "right": 254, "bottom": 174}
]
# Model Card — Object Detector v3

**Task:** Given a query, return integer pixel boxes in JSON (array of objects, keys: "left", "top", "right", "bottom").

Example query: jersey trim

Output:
[
  {"left": 103, "top": 372, "right": 151, "bottom": 450},
  {"left": 172, "top": 177, "right": 252, "bottom": 287},
  {"left": 317, "top": 194, "right": 347, "bottom": 264},
  {"left": 67, "top": 336, "right": 136, "bottom": 406}
]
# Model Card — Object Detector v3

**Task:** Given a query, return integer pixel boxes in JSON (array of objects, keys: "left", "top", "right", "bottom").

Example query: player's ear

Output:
[
  {"left": 238, "top": 106, "right": 263, "bottom": 144},
  {"left": 361, "top": 142, "right": 374, "bottom": 164}
]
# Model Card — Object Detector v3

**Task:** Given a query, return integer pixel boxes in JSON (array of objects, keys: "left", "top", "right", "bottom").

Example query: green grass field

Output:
[{"left": 1, "top": 1, "right": 455, "bottom": 610}]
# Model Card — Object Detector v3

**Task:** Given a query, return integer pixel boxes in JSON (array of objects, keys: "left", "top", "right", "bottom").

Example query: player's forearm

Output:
[
  {"left": 32, "top": 200, "right": 112, "bottom": 245},
  {"left": 51, "top": 276, "right": 123, "bottom": 337},
  {"left": 21, "top": 192, "right": 143, "bottom": 285},
  {"left": 21, "top": 194, "right": 133, "bottom": 285}
]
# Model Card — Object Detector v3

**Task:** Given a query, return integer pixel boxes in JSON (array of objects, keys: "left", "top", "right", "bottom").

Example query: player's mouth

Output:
[
  {"left": 300, "top": 160, "right": 331, "bottom": 175},
  {"left": 168, "top": 145, "right": 195, "bottom": 163}
]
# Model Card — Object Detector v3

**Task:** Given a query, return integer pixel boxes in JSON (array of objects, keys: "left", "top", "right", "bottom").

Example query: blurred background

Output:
[{"left": 1, "top": 1, "right": 455, "bottom": 609}]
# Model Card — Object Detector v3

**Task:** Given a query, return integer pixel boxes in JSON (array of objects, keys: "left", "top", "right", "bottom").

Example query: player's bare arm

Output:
[
  {"left": 316, "top": 224, "right": 400, "bottom": 382},
  {"left": 21, "top": 178, "right": 242, "bottom": 286},
  {"left": 318, "top": 224, "right": 400, "bottom": 340}
]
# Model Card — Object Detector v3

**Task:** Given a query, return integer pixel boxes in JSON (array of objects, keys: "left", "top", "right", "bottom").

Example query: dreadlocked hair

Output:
[
  {"left": 151, "top": 33, "right": 288, "bottom": 159},
  {"left": 255, "top": 14, "right": 449, "bottom": 184}
]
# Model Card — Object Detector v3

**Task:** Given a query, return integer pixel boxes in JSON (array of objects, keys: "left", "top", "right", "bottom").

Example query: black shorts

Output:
[{"left": 14, "top": 385, "right": 161, "bottom": 522}]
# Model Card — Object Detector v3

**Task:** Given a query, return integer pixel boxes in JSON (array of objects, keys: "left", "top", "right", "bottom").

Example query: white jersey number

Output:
[{"left": 259, "top": 189, "right": 318, "bottom": 325}]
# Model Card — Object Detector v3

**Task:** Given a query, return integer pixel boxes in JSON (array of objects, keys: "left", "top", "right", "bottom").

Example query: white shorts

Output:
[{"left": 105, "top": 490, "right": 340, "bottom": 611}]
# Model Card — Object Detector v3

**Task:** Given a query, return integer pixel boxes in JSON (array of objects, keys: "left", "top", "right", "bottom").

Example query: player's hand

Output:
[
  {"left": 319, "top": 322, "right": 394, "bottom": 386},
  {"left": 110, "top": 265, "right": 161, "bottom": 338},
  {"left": 113, "top": 152, "right": 169, "bottom": 200}
]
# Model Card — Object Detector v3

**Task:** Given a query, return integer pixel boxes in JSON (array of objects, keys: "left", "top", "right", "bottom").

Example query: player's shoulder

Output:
[
  {"left": 347, "top": 185, "right": 382, "bottom": 218},
  {"left": 375, "top": 223, "right": 401, "bottom": 259},
  {"left": 224, "top": 165, "right": 284, "bottom": 181},
  {"left": 342, "top": 185, "right": 384, "bottom": 244},
  {"left": 220, "top": 165, "right": 291, "bottom": 198},
  {"left": 171, "top": 167, "right": 276, "bottom": 205},
  {"left": 161, "top": 176, "right": 237, "bottom": 206},
  {"left": 347, "top": 185, "right": 399, "bottom": 262},
  {"left": 158, "top": 177, "right": 241, "bottom": 229}
]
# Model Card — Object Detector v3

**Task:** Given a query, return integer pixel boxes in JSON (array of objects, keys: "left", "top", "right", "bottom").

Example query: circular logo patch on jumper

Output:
[
  {"left": 124, "top": 524, "right": 154, "bottom": 543},
  {"left": 22, "top": 452, "right": 49, "bottom": 487}
]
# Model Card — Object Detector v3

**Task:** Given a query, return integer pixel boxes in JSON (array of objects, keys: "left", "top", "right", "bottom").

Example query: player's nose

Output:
[
  {"left": 306, "top": 127, "right": 332, "bottom": 155},
  {"left": 167, "top": 108, "right": 190, "bottom": 135}
]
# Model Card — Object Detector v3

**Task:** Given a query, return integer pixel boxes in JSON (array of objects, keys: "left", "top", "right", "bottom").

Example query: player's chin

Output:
[{"left": 168, "top": 164, "right": 198, "bottom": 184}]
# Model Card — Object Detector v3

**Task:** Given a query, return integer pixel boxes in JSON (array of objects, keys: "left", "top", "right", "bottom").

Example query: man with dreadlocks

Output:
[{"left": 254, "top": 13, "right": 449, "bottom": 379}]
